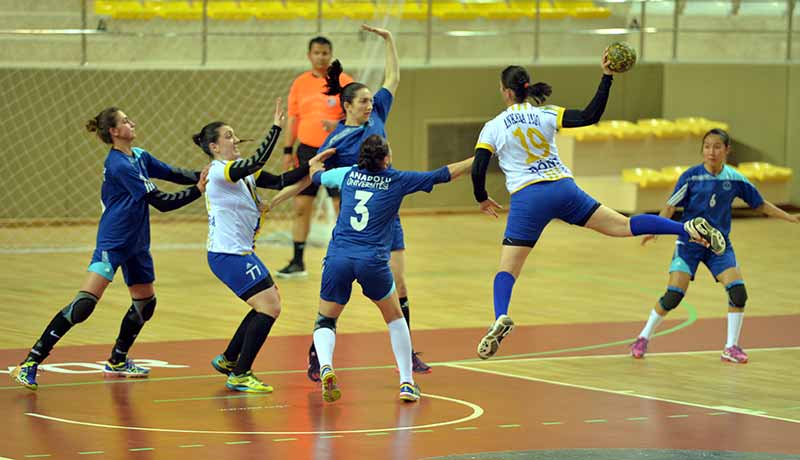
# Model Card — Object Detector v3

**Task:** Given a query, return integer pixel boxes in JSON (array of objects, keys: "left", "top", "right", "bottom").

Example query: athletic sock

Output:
[
  {"left": 232, "top": 312, "right": 276, "bottom": 375},
  {"left": 493, "top": 271, "right": 516, "bottom": 319}
]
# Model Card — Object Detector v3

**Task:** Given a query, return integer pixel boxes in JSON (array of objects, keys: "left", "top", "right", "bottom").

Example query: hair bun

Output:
[
  {"left": 192, "top": 133, "right": 203, "bottom": 147},
  {"left": 85, "top": 118, "right": 99, "bottom": 133}
]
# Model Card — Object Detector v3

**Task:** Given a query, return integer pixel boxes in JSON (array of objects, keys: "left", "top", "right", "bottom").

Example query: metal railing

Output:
[{"left": 0, "top": 0, "right": 796, "bottom": 65}]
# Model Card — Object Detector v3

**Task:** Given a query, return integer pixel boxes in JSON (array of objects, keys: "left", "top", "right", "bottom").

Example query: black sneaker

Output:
[
  {"left": 307, "top": 348, "right": 321, "bottom": 382},
  {"left": 275, "top": 260, "right": 308, "bottom": 279}
]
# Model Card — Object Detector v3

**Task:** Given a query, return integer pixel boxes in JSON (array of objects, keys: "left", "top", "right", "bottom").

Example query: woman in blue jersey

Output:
[
  {"left": 631, "top": 128, "right": 798, "bottom": 363},
  {"left": 10, "top": 107, "right": 208, "bottom": 390},
  {"left": 301, "top": 135, "right": 472, "bottom": 403},
  {"left": 471, "top": 53, "right": 728, "bottom": 360},
  {"left": 192, "top": 100, "right": 332, "bottom": 393},
  {"left": 304, "top": 24, "right": 433, "bottom": 380}
]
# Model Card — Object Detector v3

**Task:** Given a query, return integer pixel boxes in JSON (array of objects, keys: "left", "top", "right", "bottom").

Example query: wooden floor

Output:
[{"left": 1, "top": 213, "right": 799, "bottom": 459}]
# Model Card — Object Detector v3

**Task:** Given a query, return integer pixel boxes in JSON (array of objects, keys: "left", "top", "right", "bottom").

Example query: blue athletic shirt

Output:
[
  {"left": 319, "top": 88, "right": 393, "bottom": 168},
  {"left": 96, "top": 147, "right": 178, "bottom": 252},
  {"left": 313, "top": 165, "right": 451, "bottom": 261},
  {"left": 666, "top": 164, "right": 764, "bottom": 244}
]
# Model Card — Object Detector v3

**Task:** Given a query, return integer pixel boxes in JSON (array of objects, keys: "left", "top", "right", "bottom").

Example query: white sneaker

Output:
[
  {"left": 684, "top": 217, "right": 726, "bottom": 256},
  {"left": 477, "top": 315, "right": 515, "bottom": 360}
]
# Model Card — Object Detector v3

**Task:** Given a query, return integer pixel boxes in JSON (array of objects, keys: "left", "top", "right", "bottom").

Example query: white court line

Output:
[
  {"left": 443, "top": 362, "right": 800, "bottom": 425},
  {"left": 460, "top": 345, "right": 800, "bottom": 366},
  {"left": 25, "top": 392, "right": 483, "bottom": 435}
]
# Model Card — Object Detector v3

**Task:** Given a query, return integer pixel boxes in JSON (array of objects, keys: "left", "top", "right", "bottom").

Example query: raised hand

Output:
[
  {"left": 197, "top": 163, "right": 211, "bottom": 193},
  {"left": 361, "top": 24, "right": 392, "bottom": 40},
  {"left": 273, "top": 98, "right": 286, "bottom": 127},
  {"left": 601, "top": 48, "right": 613, "bottom": 76},
  {"left": 309, "top": 147, "right": 336, "bottom": 176}
]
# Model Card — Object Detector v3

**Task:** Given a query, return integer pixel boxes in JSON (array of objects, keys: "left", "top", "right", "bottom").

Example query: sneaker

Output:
[
  {"left": 211, "top": 354, "right": 237, "bottom": 375},
  {"left": 10, "top": 360, "right": 39, "bottom": 391},
  {"left": 684, "top": 217, "right": 726, "bottom": 256},
  {"left": 226, "top": 371, "right": 274, "bottom": 393},
  {"left": 630, "top": 337, "right": 649, "bottom": 359},
  {"left": 477, "top": 314, "right": 515, "bottom": 360},
  {"left": 412, "top": 352, "right": 432, "bottom": 374},
  {"left": 320, "top": 365, "right": 341, "bottom": 403},
  {"left": 104, "top": 359, "right": 150, "bottom": 378},
  {"left": 275, "top": 260, "right": 308, "bottom": 279},
  {"left": 721, "top": 345, "right": 749, "bottom": 364},
  {"left": 399, "top": 382, "right": 421, "bottom": 402},
  {"left": 307, "top": 348, "right": 321, "bottom": 383}
]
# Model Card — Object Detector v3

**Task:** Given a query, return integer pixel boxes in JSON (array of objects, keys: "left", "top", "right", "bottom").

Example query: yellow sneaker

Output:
[
  {"left": 225, "top": 371, "right": 273, "bottom": 393},
  {"left": 11, "top": 360, "right": 39, "bottom": 391},
  {"left": 321, "top": 365, "right": 341, "bottom": 403}
]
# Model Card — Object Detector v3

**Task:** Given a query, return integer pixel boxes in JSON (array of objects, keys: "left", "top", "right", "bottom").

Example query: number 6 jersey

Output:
[{"left": 476, "top": 102, "right": 572, "bottom": 194}]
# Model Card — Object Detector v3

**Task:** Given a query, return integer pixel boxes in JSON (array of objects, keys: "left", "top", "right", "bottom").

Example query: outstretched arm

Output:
[
  {"left": 225, "top": 99, "right": 285, "bottom": 183},
  {"left": 362, "top": 24, "right": 399, "bottom": 96},
  {"left": 756, "top": 200, "right": 800, "bottom": 223},
  {"left": 268, "top": 148, "right": 336, "bottom": 210},
  {"left": 145, "top": 164, "right": 210, "bottom": 212},
  {"left": 561, "top": 50, "right": 615, "bottom": 128},
  {"left": 447, "top": 157, "right": 474, "bottom": 180}
]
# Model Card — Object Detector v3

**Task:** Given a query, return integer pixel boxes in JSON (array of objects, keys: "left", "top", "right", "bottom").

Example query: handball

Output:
[{"left": 606, "top": 42, "right": 637, "bottom": 73}]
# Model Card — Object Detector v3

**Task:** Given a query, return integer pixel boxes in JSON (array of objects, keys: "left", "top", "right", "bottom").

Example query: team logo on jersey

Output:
[
  {"left": 327, "top": 96, "right": 337, "bottom": 107},
  {"left": 723, "top": 181, "right": 732, "bottom": 191}
]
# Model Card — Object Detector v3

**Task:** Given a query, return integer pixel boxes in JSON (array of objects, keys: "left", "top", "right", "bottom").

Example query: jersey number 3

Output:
[
  {"left": 513, "top": 126, "right": 551, "bottom": 163},
  {"left": 350, "top": 190, "right": 373, "bottom": 231}
]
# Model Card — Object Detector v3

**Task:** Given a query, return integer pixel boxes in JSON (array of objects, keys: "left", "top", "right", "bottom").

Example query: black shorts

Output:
[{"left": 297, "top": 143, "right": 340, "bottom": 198}]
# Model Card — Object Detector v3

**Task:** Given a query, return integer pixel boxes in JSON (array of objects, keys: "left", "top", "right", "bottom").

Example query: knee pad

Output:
[
  {"left": 658, "top": 286, "right": 685, "bottom": 312},
  {"left": 61, "top": 291, "right": 98, "bottom": 325},
  {"left": 727, "top": 282, "right": 747, "bottom": 308},
  {"left": 127, "top": 296, "right": 157, "bottom": 325},
  {"left": 313, "top": 313, "right": 337, "bottom": 332}
]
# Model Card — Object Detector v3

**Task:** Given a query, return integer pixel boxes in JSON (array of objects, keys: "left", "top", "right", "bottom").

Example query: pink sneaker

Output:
[
  {"left": 630, "top": 337, "right": 649, "bottom": 359},
  {"left": 721, "top": 345, "right": 748, "bottom": 364}
]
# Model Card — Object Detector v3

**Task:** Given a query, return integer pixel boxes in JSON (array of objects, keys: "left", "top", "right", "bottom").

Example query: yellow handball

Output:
[{"left": 606, "top": 42, "right": 637, "bottom": 73}]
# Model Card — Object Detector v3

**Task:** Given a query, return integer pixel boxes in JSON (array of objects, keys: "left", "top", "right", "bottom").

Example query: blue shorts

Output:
[
  {"left": 669, "top": 241, "right": 738, "bottom": 280},
  {"left": 391, "top": 215, "right": 405, "bottom": 252},
  {"left": 505, "top": 178, "right": 600, "bottom": 243},
  {"left": 88, "top": 248, "right": 155, "bottom": 286},
  {"left": 320, "top": 255, "right": 396, "bottom": 305},
  {"left": 208, "top": 252, "right": 271, "bottom": 299}
]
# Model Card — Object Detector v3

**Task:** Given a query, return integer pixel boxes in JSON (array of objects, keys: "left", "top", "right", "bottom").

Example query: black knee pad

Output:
[
  {"left": 61, "top": 291, "right": 98, "bottom": 325},
  {"left": 313, "top": 313, "right": 337, "bottom": 332},
  {"left": 127, "top": 296, "right": 157, "bottom": 325},
  {"left": 727, "top": 283, "right": 747, "bottom": 308},
  {"left": 658, "top": 287, "right": 685, "bottom": 312}
]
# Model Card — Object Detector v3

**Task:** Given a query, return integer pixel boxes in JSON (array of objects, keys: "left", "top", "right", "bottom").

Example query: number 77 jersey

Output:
[
  {"left": 314, "top": 165, "right": 452, "bottom": 261},
  {"left": 476, "top": 102, "right": 573, "bottom": 194}
]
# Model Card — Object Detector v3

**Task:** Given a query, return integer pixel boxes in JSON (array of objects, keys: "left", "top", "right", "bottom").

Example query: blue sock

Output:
[
  {"left": 630, "top": 214, "right": 688, "bottom": 238},
  {"left": 493, "top": 271, "right": 516, "bottom": 319}
]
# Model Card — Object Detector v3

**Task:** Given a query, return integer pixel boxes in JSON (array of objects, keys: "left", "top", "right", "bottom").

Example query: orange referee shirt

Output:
[{"left": 287, "top": 71, "right": 354, "bottom": 148}]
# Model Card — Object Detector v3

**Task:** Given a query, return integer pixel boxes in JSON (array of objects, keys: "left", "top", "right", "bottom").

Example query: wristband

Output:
[{"left": 283, "top": 146, "right": 293, "bottom": 155}]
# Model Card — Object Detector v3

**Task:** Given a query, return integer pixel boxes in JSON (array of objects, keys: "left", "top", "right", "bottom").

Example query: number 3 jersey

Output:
[
  {"left": 667, "top": 164, "right": 764, "bottom": 244},
  {"left": 476, "top": 102, "right": 572, "bottom": 194},
  {"left": 315, "top": 165, "right": 452, "bottom": 261}
]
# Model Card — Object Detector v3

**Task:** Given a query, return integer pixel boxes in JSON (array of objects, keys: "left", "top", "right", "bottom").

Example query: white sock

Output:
[
  {"left": 726, "top": 312, "right": 744, "bottom": 348},
  {"left": 639, "top": 309, "right": 665, "bottom": 340},
  {"left": 387, "top": 318, "right": 414, "bottom": 385},
  {"left": 313, "top": 328, "right": 336, "bottom": 370}
]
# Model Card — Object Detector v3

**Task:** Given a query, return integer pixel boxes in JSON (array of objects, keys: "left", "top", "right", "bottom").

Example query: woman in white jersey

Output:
[
  {"left": 192, "top": 100, "right": 331, "bottom": 393},
  {"left": 471, "top": 51, "right": 727, "bottom": 360}
]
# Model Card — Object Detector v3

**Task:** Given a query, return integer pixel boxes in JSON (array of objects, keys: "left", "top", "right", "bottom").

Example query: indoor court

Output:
[{"left": 2, "top": 214, "right": 799, "bottom": 459}]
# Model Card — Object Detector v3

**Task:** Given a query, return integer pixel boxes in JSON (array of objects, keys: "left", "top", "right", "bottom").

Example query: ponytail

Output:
[
  {"left": 192, "top": 121, "right": 225, "bottom": 158},
  {"left": 86, "top": 107, "right": 120, "bottom": 144},
  {"left": 324, "top": 59, "right": 368, "bottom": 114},
  {"left": 358, "top": 135, "right": 390, "bottom": 173},
  {"left": 501, "top": 65, "right": 552, "bottom": 105}
]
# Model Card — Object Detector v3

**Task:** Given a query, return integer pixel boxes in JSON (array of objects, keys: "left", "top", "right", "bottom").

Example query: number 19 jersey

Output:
[{"left": 476, "top": 102, "right": 572, "bottom": 194}]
